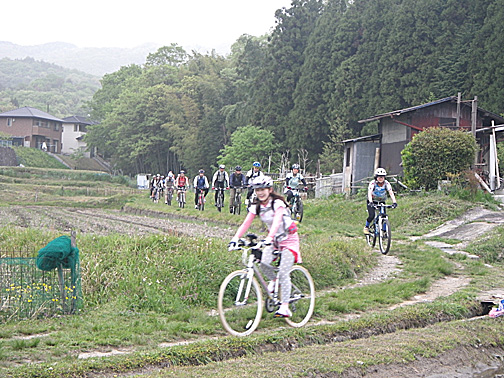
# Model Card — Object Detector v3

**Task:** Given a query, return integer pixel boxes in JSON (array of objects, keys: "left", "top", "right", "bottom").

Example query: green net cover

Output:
[{"left": 36, "top": 235, "right": 79, "bottom": 272}]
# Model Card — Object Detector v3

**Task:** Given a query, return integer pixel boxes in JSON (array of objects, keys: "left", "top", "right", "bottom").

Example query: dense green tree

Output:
[
  {"left": 88, "top": 64, "right": 143, "bottom": 120},
  {"left": 145, "top": 44, "right": 188, "bottom": 67},
  {"left": 468, "top": 0, "right": 504, "bottom": 113},
  {"left": 250, "top": 0, "right": 324, "bottom": 145},
  {"left": 217, "top": 126, "right": 279, "bottom": 171}
]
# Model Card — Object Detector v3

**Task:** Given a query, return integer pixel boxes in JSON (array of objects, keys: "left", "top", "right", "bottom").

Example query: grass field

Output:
[{"left": 0, "top": 166, "right": 503, "bottom": 377}]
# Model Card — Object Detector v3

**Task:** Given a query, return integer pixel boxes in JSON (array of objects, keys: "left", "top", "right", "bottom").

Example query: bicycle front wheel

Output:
[
  {"left": 218, "top": 270, "right": 263, "bottom": 336},
  {"left": 379, "top": 218, "right": 391, "bottom": 254},
  {"left": 366, "top": 223, "right": 377, "bottom": 247},
  {"left": 295, "top": 200, "right": 304, "bottom": 222},
  {"left": 284, "top": 265, "right": 315, "bottom": 328},
  {"left": 235, "top": 194, "right": 241, "bottom": 215}
]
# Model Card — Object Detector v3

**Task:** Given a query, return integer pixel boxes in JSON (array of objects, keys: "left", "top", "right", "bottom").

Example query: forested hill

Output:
[
  {"left": 0, "top": 41, "right": 158, "bottom": 77},
  {"left": 0, "top": 57, "right": 100, "bottom": 118},
  {"left": 85, "top": 0, "right": 504, "bottom": 177}
]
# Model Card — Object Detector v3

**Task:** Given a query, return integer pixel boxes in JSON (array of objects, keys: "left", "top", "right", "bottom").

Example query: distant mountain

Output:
[
  {"left": 0, "top": 41, "right": 161, "bottom": 76},
  {"left": 0, "top": 57, "right": 101, "bottom": 117}
]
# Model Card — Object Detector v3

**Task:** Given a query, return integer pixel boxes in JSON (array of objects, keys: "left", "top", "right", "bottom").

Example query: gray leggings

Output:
[{"left": 260, "top": 246, "right": 295, "bottom": 304}]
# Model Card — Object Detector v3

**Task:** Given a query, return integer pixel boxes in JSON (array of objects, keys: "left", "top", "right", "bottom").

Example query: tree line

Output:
[{"left": 85, "top": 0, "right": 504, "bottom": 177}]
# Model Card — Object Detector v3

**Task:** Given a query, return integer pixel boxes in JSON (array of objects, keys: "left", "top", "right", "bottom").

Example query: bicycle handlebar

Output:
[{"left": 371, "top": 203, "right": 394, "bottom": 209}]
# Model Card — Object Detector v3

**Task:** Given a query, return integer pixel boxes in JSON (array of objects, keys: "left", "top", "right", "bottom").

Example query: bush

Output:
[{"left": 401, "top": 128, "right": 477, "bottom": 190}]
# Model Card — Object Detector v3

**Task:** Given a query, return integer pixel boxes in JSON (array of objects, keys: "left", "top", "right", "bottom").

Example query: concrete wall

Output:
[{"left": 0, "top": 147, "right": 18, "bottom": 166}]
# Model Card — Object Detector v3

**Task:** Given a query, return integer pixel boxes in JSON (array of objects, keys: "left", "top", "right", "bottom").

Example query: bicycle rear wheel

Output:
[
  {"left": 284, "top": 265, "right": 315, "bottom": 328},
  {"left": 218, "top": 270, "right": 263, "bottom": 336},
  {"left": 379, "top": 218, "right": 391, "bottom": 254}
]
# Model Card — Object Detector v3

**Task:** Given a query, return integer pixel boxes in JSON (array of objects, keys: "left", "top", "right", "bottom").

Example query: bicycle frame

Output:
[
  {"left": 237, "top": 240, "right": 298, "bottom": 304},
  {"left": 177, "top": 187, "right": 186, "bottom": 204},
  {"left": 371, "top": 204, "right": 390, "bottom": 233},
  {"left": 215, "top": 187, "right": 225, "bottom": 210},
  {"left": 367, "top": 203, "right": 393, "bottom": 254},
  {"left": 219, "top": 234, "right": 315, "bottom": 336}
]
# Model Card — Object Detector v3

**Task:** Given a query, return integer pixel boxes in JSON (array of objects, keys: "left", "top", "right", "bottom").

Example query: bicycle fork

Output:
[{"left": 234, "top": 255, "right": 258, "bottom": 306}]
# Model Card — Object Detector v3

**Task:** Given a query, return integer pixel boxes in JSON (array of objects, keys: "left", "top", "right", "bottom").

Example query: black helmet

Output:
[
  {"left": 292, "top": 164, "right": 300, "bottom": 170},
  {"left": 235, "top": 166, "right": 242, "bottom": 171}
]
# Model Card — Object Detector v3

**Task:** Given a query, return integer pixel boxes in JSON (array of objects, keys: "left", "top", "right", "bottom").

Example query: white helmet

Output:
[
  {"left": 251, "top": 176, "right": 273, "bottom": 189},
  {"left": 374, "top": 168, "right": 387, "bottom": 177}
]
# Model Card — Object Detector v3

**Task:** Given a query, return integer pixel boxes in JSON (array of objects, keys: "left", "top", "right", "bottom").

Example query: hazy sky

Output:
[{"left": 1, "top": 0, "right": 292, "bottom": 53}]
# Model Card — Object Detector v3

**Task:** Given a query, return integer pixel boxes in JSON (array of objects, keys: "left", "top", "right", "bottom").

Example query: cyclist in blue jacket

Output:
[
  {"left": 193, "top": 169, "right": 209, "bottom": 209},
  {"left": 364, "top": 168, "right": 397, "bottom": 234}
]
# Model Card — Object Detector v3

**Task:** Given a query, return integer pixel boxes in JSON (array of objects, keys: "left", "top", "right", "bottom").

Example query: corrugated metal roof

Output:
[
  {"left": 342, "top": 133, "right": 381, "bottom": 143},
  {"left": 358, "top": 96, "right": 504, "bottom": 124},
  {"left": 0, "top": 107, "right": 64, "bottom": 122},
  {"left": 358, "top": 97, "right": 456, "bottom": 123}
]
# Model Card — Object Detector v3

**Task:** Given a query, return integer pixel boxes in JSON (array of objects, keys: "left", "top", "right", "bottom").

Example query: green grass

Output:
[
  {"left": 465, "top": 225, "right": 504, "bottom": 263},
  {"left": 12, "top": 146, "right": 68, "bottom": 169},
  {"left": 0, "top": 175, "right": 501, "bottom": 377}
]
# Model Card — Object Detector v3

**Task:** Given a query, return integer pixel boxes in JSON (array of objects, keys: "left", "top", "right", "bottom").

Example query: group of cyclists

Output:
[
  {"left": 148, "top": 165, "right": 398, "bottom": 321},
  {"left": 148, "top": 162, "right": 309, "bottom": 212}
]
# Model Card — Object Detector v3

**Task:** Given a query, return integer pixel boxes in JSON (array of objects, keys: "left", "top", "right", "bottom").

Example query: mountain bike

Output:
[
  {"left": 165, "top": 187, "right": 174, "bottom": 205},
  {"left": 177, "top": 187, "right": 186, "bottom": 208},
  {"left": 230, "top": 187, "right": 243, "bottom": 215},
  {"left": 196, "top": 188, "right": 206, "bottom": 211},
  {"left": 214, "top": 187, "right": 226, "bottom": 212},
  {"left": 288, "top": 188, "right": 304, "bottom": 223},
  {"left": 366, "top": 203, "right": 394, "bottom": 254},
  {"left": 219, "top": 234, "right": 315, "bottom": 336}
]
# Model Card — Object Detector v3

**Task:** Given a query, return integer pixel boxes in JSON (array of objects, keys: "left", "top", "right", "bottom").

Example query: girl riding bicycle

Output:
[
  {"left": 228, "top": 176, "right": 300, "bottom": 318},
  {"left": 364, "top": 168, "right": 397, "bottom": 235}
]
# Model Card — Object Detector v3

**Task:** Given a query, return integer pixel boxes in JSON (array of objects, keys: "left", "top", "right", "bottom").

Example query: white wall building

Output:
[{"left": 61, "top": 116, "right": 95, "bottom": 157}]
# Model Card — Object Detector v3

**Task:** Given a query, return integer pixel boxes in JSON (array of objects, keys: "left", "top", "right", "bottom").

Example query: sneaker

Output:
[
  {"left": 195, "top": 205, "right": 198, "bottom": 209},
  {"left": 267, "top": 280, "right": 276, "bottom": 293},
  {"left": 274, "top": 307, "right": 292, "bottom": 318},
  {"left": 165, "top": 201, "right": 168, "bottom": 204},
  {"left": 363, "top": 226, "right": 370, "bottom": 235}
]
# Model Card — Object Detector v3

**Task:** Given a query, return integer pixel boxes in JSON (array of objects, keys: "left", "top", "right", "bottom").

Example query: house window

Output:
[
  {"left": 54, "top": 123, "right": 60, "bottom": 131},
  {"left": 0, "top": 140, "right": 12, "bottom": 147},
  {"left": 7, "top": 118, "right": 13, "bottom": 127},
  {"left": 439, "top": 117, "right": 456, "bottom": 128},
  {"left": 74, "top": 124, "right": 78, "bottom": 132},
  {"left": 345, "top": 147, "right": 351, "bottom": 167}
]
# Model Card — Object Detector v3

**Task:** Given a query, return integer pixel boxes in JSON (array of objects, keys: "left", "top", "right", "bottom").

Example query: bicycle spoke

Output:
[
  {"left": 218, "top": 271, "right": 263, "bottom": 336},
  {"left": 284, "top": 266, "right": 315, "bottom": 328}
]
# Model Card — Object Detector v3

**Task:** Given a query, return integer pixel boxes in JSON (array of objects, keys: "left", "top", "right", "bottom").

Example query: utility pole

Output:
[
  {"left": 472, "top": 96, "right": 478, "bottom": 166},
  {"left": 456, "top": 92, "right": 461, "bottom": 128}
]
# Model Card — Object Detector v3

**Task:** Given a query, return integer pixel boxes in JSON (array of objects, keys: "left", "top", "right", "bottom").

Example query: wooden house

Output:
[{"left": 342, "top": 96, "right": 504, "bottom": 193}]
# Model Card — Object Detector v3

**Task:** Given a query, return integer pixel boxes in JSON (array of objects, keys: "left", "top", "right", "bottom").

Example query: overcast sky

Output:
[{"left": 1, "top": 0, "right": 293, "bottom": 53}]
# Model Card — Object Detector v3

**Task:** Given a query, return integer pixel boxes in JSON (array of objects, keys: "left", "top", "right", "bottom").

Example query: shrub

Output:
[{"left": 401, "top": 127, "right": 477, "bottom": 190}]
